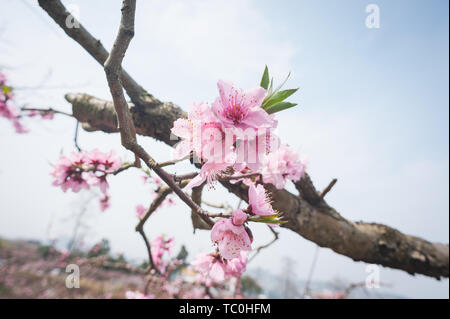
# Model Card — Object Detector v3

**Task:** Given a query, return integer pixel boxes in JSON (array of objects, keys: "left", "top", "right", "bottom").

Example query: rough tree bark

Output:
[{"left": 38, "top": 0, "right": 449, "bottom": 280}]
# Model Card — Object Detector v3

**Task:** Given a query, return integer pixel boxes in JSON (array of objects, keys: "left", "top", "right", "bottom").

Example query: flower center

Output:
[{"left": 225, "top": 104, "right": 247, "bottom": 124}]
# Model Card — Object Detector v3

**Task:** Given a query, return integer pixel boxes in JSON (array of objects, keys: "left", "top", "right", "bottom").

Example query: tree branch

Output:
[
  {"left": 135, "top": 186, "right": 173, "bottom": 232},
  {"left": 73, "top": 120, "right": 81, "bottom": 152},
  {"left": 21, "top": 106, "right": 73, "bottom": 118},
  {"left": 39, "top": 0, "right": 186, "bottom": 145},
  {"left": 191, "top": 184, "right": 212, "bottom": 231},
  {"left": 37, "top": 0, "right": 449, "bottom": 279},
  {"left": 61, "top": 96, "right": 450, "bottom": 279},
  {"left": 37, "top": 0, "right": 146, "bottom": 105},
  {"left": 319, "top": 178, "right": 337, "bottom": 199},
  {"left": 101, "top": 0, "right": 214, "bottom": 232}
]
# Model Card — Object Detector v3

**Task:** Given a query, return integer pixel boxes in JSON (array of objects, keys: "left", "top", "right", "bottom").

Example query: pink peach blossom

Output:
[
  {"left": 0, "top": 91, "right": 27, "bottom": 133},
  {"left": 40, "top": 111, "right": 54, "bottom": 120},
  {"left": 151, "top": 235, "right": 174, "bottom": 274},
  {"left": 0, "top": 72, "right": 6, "bottom": 85},
  {"left": 211, "top": 210, "right": 252, "bottom": 259},
  {"left": 232, "top": 209, "right": 248, "bottom": 226},
  {"left": 85, "top": 149, "right": 122, "bottom": 173},
  {"left": 51, "top": 152, "right": 90, "bottom": 193},
  {"left": 225, "top": 251, "right": 248, "bottom": 278},
  {"left": 212, "top": 79, "right": 276, "bottom": 133},
  {"left": 248, "top": 183, "right": 275, "bottom": 216},
  {"left": 234, "top": 129, "right": 280, "bottom": 172},
  {"left": 184, "top": 150, "right": 237, "bottom": 190},
  {"left": 51, "top": 149, "right": 122, "bottom": 212},
  {"left": 261, "top": 144, "right": 306, "bottom": 189},
  {"left": 191, "top": 252, "right": 227, "bottom": 283},
  {"left": 171, "top": 102, "right": 222, "bottom": 160}
]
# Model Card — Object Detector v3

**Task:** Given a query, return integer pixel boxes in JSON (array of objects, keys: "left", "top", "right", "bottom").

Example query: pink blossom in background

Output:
[
  {"left": 135, "top": 204, "right": 146, "bottom": 218},
  {"left": 248, "top": 183, "right": 275, "bottom": 216},
  {"left": 153, "top": 176, "right": 163, "bottom": 187},
  {"left": 50, "top": 149, "right": 122, "bottom": 211},
  {"left": 0, "top": 91, "right": 27, "bottom": 134},
  {"left": 51, "top": 152, "right": 90, "bottom": 193},
  {"left": 182, "top": 286, "right": 207, "bottom": 299},
  {"left": 210, "top": 210, "right": 252, "bottom": 259},
  {"left": 261, "top": 144, "right": 306, "bottom": 189},
  {"left": 164, "top": 196, "right": 176, "bottom": 206},
  {"left": 163, "top": 282, "right": 180, "bottom": 297},
  {"left": 25, "top": 109, "right": 54, "bottom": 120},
  {"left": 40, "top": 111, "right": 54, "bottom": 120},
  {"left": 27, "top": 109, "right": 39, "bottom": 117},
  {"left": 125, "top": 291, "right": 155, "bottom": 299},
  {"left": 99, "top": 195, "right": 110, "bottom": 211},
  {"left": 141, "top": 175, "right": 149, "bottom": 184},
  {"left": 85, "top": 149, "right": 122, "bottom": 173},
  {"left": 11, "top": 118, "right": 28, "bottom": 134},
  {"left": 58, "top": 249, "right": 70, "bottom": 262},
  {"left": 0, "top": 72, "right": 28, "bottom": 133},
  {"left": 147, "top": 193, "right": 176, "bottom": 211},
  {"left": 314, "top": 290, "right": 346, "bottom": 299},
  {"left": 151, "top": 235, "right": 174, "bottom": 274},
  {"left": 0, "top": 72, "right": 6, "bottom": 85}
]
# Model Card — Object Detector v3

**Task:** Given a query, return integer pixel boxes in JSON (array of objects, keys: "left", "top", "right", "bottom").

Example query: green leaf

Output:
[
  {"left": 257, "top": 213, "right": 281, "bottom": 220},
  {"left": 265, "top": 101, "right": 298, "bottom": 114},
  {"left": 263, "top": 88, "right": 298, "bottom": 109},
  {"left": 272, "top": 71, "right": 291, "bottom": 96},
  {"left": 268, "top": 78, "right": 274, "bottom": 95},
  {"left": 260, "top": 65, "right": 270, "bottom": 90},
  {"left": 261, "top": 71, "right": 293, "bottom": 108},
  {"left": 248, "top": 217, "right": 287, "bottom": 225},
  {"left": 248, "top": 213, "right": 287, "bottom": 225}
]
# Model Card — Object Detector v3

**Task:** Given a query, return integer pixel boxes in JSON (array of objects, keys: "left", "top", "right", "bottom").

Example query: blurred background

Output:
[{"left": 0, "top": 0, "right": 448, "bottom": 298}]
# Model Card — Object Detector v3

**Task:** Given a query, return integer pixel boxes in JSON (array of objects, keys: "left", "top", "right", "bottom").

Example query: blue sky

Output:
[{"left": 0, "top": 0, "right": 448, "bottom": 298}]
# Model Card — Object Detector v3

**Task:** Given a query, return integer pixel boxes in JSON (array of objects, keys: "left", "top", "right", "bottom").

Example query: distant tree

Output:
[{"left": 240, "top": 275, "right": 262, "bottom": 296}]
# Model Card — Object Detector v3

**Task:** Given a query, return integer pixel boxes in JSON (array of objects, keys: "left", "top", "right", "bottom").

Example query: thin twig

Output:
[
  {"left": 218, "top": 172, "right": 260, "bottom": 182},
  {"left": 137, "top": 227, "right": 158, "bottom": 275},
  {"left": 202, "top": 200, "right": 227, "bottom": 209},
  {"left": 74, "top": 120, "right": 81, "bottom": 152},
  {"left": 173, "top": 172, "right": 198, "bottom": 182},
  {"left": 37, "top": 1, "right": 450, "bottom": 280},
  {"left": 157, "top": 155, "right": 189, "bottom": 168},
  {"left": 248, "top": 226, "right": 279, "bottom": 263},
  {"left": 88, "top": 257, "right": 146, "bottom": 274},
  {"left": 112, "top": 163, "right": 136, "bottom": 175},
  {"left": 102, "top": 0, "right": 214, "bottom": 227},
  {"left": 136, "top": 187, "right": 173, "bottom": 231},
  {"left": 303, "top": 245, "right": 320, "bottom": 298},
  {"left": 319, "top": 178, "right": 337, "bottom": 199},
  {"left": 21, "top": 107, "right": 73, "bottom": 118},
  {"left": 134, "top": 186, "right": 174, "bottom": 274}
]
